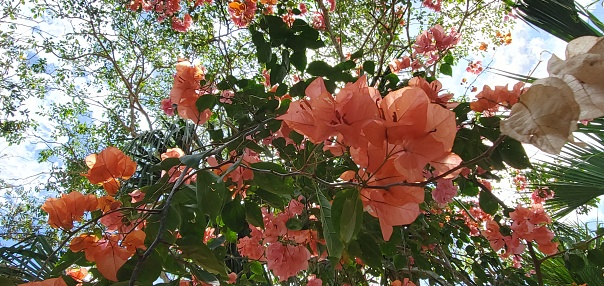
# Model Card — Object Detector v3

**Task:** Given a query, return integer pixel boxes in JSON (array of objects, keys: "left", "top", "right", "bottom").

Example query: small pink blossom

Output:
[
  {"left": 312, "top": 12, "right": 326, "bottom": 30},
  {"left": 161, "top": 98, "right": 175, "bottom": 116},
  {"left": 423, "top": 0, "right": 442, "bottom": 12},
  {"left": 299, "top": 3, "right": 308, "bottom": 14},
  {"left": 466, "top": 61, "right": 483, "bottom": 75},
  {"left": 266, "top": 243, "right": 311, "bottom": 281},
  {"left": 129, "top": 189, "right": 145, "bottom": 203},
  {"left": 388, "top": 56, "right": 411, "bottom": 73},
  {"left": 227, "top": 272, "right": 237, "bottom": 284},
  {"left": 172, "top": 13, "right": 193, "bottom": 32},
  {"left": 307, "top": 274, "right": 323, "bottom": 286},
  {"left": 432, "top": 179, "right": 457, "bottom": 204},
  {"left": 220, "top": 90, "right": 235, "bottom": 104}
]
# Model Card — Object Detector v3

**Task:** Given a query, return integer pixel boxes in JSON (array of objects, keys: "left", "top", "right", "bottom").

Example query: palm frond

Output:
[
  {"left": 515, "top": 0, "right": 602, "bottom": 42},
  {"left": 537, "top": 120, "right": 604, "bottom": 219},
  {"left": 0, "top": 235, "right": 58, "bottom": 283}
]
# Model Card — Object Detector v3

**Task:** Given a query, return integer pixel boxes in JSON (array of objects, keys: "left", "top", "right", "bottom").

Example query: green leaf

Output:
[
  {"left": 307, "top": 61, "right": 333, "bottom": 76},
  {"left": 587, "top": 249, "right": 604, "bottom": 266},
  {"left": 251, "top": 32, "right": 272, "bottom": 63},
  {"left": 197, "top": 170, "right": 227, "bottom": 221},
  {"left": 117, "top": 250, "right": 162, "bottom": 284},
  {"left": 150, "top": 157, "right": 181, "bottom": 172},
  {"left": 291, "top": 50, "right": 307, "bottom": 72},
  {"left": 440, "top": 63, "right": 453, "bottom": 76},
  {"left": 289, "top": 81, "right": 307, "bottom": 97},
  {"left": 286, "top": 217, "right": 304, "bottom": 230},
  {"left": 177, "top": 236, "right": 228, "bottom": 276},
  {"left": 443, "top": 52, "right": 454, "bottom": 65},
  {"left": 315, "top": 189, "right": 344, "bottom": 259},
  {"left": 189, "top": 266, "right": 219, "bottom": 284},
  {"left": 350, "top": 49, "right": 363, "bottom": 60},
  {"left": 497, "top": 138, "right": 532, "bottom": 169},
  {"left": 250, "top": 162, "right": 294, "bottom": 195},
  {"left": 334, "top": 60, "right": 356, "bottom": 71},
  {"left": 363, "top": 61, "right": 376, "bottom": 74},
  {"left": 454, "top": 103, "right": 471, "bottom": 125},
  {"left": 384, "top": 73, "right": 399, "bottom": 89},
  {"left": 222, "top": 199, "right": 246, "bottom": 232},
  {"left": 275, "top": 83, "right": 288, "bottom": 96},
  {"left": 332, "top": 189, "right": 363, "bottom": 243},
  {"left": 245, "top": 200, "right": 264, "bottom": 228},
  {"left": 457, "top": 177, "right": 479, "bottom": 196},
  {"left": 51, "top": 250, "right": 86, "bottom": 276},
  {"left": 358, "top": 233, "right": 383, "bottom": 269},
  {"left": 566, "top": 253, "right": 585, "bottom": 271},
  {"left": 270, "top": 65, "right": 287, "bottom": 86},
  {"left": 180, "top": 151, "right": 208, "bottom": 168},
  {"left": 196, "top": 94, "right": 216, "bottom": 112},
  {"left": 479, "top": 190, "right": 499, "bottom": 215}
]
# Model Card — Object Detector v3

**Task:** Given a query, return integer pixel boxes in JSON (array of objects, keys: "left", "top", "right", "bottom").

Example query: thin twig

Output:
[{"left": 129, "top": 166, "right": 190, "bottom": 285}]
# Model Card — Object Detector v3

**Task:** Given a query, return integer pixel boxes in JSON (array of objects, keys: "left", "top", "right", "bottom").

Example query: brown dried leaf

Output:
[{"left": 500, "top": 78, "right": 580, "bottom": 154}]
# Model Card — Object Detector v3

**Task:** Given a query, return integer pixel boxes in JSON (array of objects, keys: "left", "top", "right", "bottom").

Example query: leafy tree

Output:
[{"left": 3, "top": 0, "right": 604, "bottom": 285}]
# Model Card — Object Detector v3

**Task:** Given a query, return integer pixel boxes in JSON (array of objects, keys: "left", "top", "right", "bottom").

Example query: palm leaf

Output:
[
  {"left": 515, "top": 0, "right": 602, "bottom": 42},
  {"left": 0, "top": 235, "right": 58, "bottom": 282},
  {"left": 537, "top": 119, "right": 604, "bottom": 219}
]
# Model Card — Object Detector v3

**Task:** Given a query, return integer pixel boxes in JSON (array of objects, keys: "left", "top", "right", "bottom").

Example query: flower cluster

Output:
[
  {"left": 207, "top": 148, "right": 260, "bottom": 197},
  {"left": 169, "top": 61, "right": 215, "bottom": 124},
  {"left": 84, "top": 147, "right": 137, "bottom": 195},
  {"left": 280, "top": 75, "right": 461, "bottom": 240},
  {"left": 470, "top": 82, "right": 524, "bottom": 114},
  {"left": 41, "top": 191, "right": 98, "bottom": 229},
  {"left": 457, "top": 202, "right": 493, "bottom": 236},
  {"left": 228, "top": 0, "right": 257, "bottom": 27},
  {"left": 237, "top": 198, "right": 324, "bottom": 281},
  {"left": 413, "top": 24, "right": 460, "bottom": 65},
  {"left": 466, "top": 60, "right": 483, "bottom": 75},
  {"left": 483, "top": 202, "right": 559, "bottom": 262}
]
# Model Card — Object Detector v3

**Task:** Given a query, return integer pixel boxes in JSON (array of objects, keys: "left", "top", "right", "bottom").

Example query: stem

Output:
[
  {"left": 129, "top": 167, "right": 190, "bottom": 285},
  {"left": 527, "top": 242, "right": 544, "bottom": 286}
]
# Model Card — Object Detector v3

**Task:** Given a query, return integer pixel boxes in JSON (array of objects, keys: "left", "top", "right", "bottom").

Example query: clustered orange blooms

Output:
[
  {"left": 483, "top": 198, "right": 559, "bottom": 264},
  {"left": 392, "top": 278, "right": 417, "bottom": 286},
  {"left": 279, "top": 75, "right": 461, "bottom": 240},
  {"left": 207, "top": 148, "right": 261, "bottom": 197},
  {"left": 470, "top": 82, "right": 525, "bottom": 114},
  {"left": 85, "top": 146, "right": 137, "bottom": 195},
  {"left": 496, "top": 31, "right": 512, "bottom": 45},
  {"left": 169, "top": 60, "right": 214, "bottom": 124},
  {"left": 69, "top": 230, "right": 146, "bottom": 281},
  {"left": 41, "top": 191, "right": 98, "bottom": 229},
  {"left": 237, "top": 197, "right": 325, "bottom": 281},
  {"left": 37, "top": 147, "right": 146, "bottom": 283},
  {"left": 161, "top": 147, "right": 198, "bottom": 184}
]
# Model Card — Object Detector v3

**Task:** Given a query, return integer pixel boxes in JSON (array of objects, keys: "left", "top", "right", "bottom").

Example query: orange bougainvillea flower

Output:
[
  {"left": 19, "top": 277, "right": 67, "bottom": 286},
  {"left": 85, "top": 147, "right": 137, "bottom": 195},
  {"left": 94, "top": 235, "right": 133, "bottom": 281},
  {"left": 169, "top": 61, "right": 213, "bottom": 124},
  {"left": 70, "top": 233, "right": 100, "bottom": 262},
  {"left": 342, "top": 162, "right": 424, "bottom": 241},
  {"left": 278, "top": 75, "right": 381, "bottom": 149},
  {"left": 122, "top": 229, "right": 147, "bottom": 253},
  {"left": 470, "top": 82, "right": 524, "bottom": 114},
  {"left": 70, "top": 234, "right": 133, "bottom": 282},
  {"left": 66, "top": 267, "right": 88, "bottom": 282},
  {"left": 97, "top": 195, "right": 121, "bottom": 212},
  {"left": 479, "top": 42, "right": 488, "bottom": 51},
  {"left": 41, "top": 191, "right": 98, "bottom": 229},
  {"left": 408, "top": 76, "right": 455, "bottom": 108}
]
